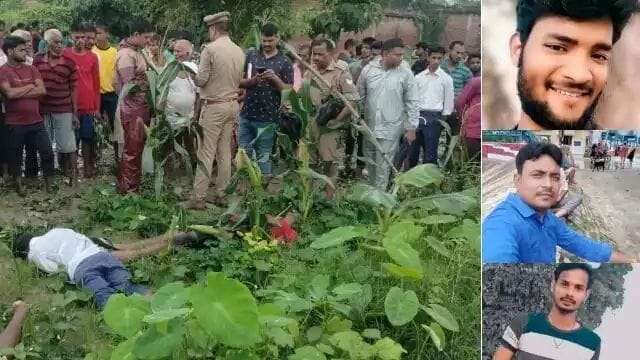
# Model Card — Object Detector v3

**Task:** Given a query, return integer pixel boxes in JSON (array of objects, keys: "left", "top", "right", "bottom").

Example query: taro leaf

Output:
[
  {"left": 316, "top": 343, "right": 335, "bottom": 355},
  {"left": 385, "top": 221, "right": 423, "bottom": 244},
  {"left": 424, "top": 236, "right": 452, "bottom": 258},
  {"left": 405, "top": 192, "right": 476, "bottom": 216},
  {"left": 382, "top": 233, "right": 423, "bottom": 275},
  {"left": 288, "top": 346, "right": 327, "bottom": 360},
  {"left": 226, "top": 350, "right": 261, "bottom": 360},
  {"left": 418, "top": 214, "right": 458, "bottom": 225},
  {"left": 362, "top": 328, "right": 381, "bottom": 340},
  {"left": 266, "top": 326, "right": 294, "bottom": 348},
  {"left": 373, "top": 337, "right": 407, "bottom": 360},
  {"left": 306, "top": 326, "right": 323, "bottom": 343},
  {"left": 381, "top": 263, "right": 423, "bottom": 280},
  {"left": 273, "top": 291, "right": 314, "bottom": 313},
  {"left": 143, "top": 308, "right": 190, "bottom": 324},
  {"left": 329, "top": 331, "right": 376, "bottom": 359},
  {"left": 189, "top": 272, "right": 260, "bottom": 347},
  {"left": 258, "top": 303, "right": 285, "bottom": 324},
  {"left": 186, "top": 319, "right": 209, "bottom": 350},
  {"left": 350, "top": 284, "right": 372, "bottom": 316},
  {"left": 422, "top": 322, "right": 446, "bottom": 351},
  {"left": 325, "top": 316, "right": 353, "bottom": 334},
  {"left": 348, "top": 183, "right": 398, "bottom": 210},
  {"left": 310, "top": 274, "right": 331, "bottom": 299},
  {"left": 394, "top": 164, "right": 443, "bottom": 188},
  {"left": 133, "top": 320, "right": 185, "bottom": 359},
  {"left": 384, "top": 287, "right": 419, "bottom": 326},
  {"left": 103, "top": 294, "right": 150, "bottom": 338},
  {"left": 332, "top": 283, "right": 362, "bottom": 297},
  {"left": 311, "top": 226, "right": 369, "bottom": 249},
  {"left": 151, "top": 282, "right": 188, "bottom": 312},
  {"left": 422, "top": 304, "right": 459, "bottom": 332},
  {"left": 328, "top": 301, "right": 352, "bottom": 316},
  {"left": 110, "top": 337, "right": 137, "bottom": 360},
  {"left": 447, "top": 219, "right": 481, "bottom": 252}
]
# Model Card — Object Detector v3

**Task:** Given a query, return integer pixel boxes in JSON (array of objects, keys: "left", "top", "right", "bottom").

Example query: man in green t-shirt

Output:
[{"left": 493, "top": 263, "right": 601, "bottom": 360}]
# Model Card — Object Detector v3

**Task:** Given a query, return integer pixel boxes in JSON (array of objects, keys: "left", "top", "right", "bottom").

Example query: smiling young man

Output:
[
  {"left": 510, "top": 0, "right": 636, "bottom": 130},
  {"left": 482, "top": 142, "right": 635, "bottom": 263},
  {"left": 493, "top": 263, "right": 601, "bottom": 360}
]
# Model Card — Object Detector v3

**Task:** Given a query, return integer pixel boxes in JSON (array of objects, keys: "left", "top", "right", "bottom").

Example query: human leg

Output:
[
  {"left": 214, "top": 105, "right": 237, "bottom": 194},
  {"left": 32, "top": 122, "right": 55, "bottom": 190},
  {"left": 252, "top": 120, "right": 276, "bottom": 176},
  {"left": 373, "top": 138, "right": 398, "bottom": 191},
  {"left": 118, "top": 111, "right": 147, "bottom": 193},
  {"left": 237, "top": 115, "right": 256, "bottom": 160},
  {"left": 192, "top": 103, "right": 226, "bottom": 202},
  {"left": 7, "top": 125, "right": 29, "bottom": 195},
  {"left": 0, "top": 301, "right": 28, "bottom": 348},
  {"left": 78, "top": 114, "right": 97, "bottom": 178},
  {"left": 73, "top": 253, "right": 119, "bottom": 309},
  {"left": 422, "top": 113, "right": 443, "bottom": 165},
  {"left": 408, "top": 122, "right": 425, "bottom": 168},
  {"left": 363, "top": 138, "right": 377, "bottom": 187}
]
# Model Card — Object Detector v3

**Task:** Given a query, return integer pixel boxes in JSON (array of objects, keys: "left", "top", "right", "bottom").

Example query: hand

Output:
[
  {"left": 262, "top": 69, "right": 278, "bottom": 83},
  {"left": 404, "top": 129, "right": 416, "bottom": 143},
  {"left": 12, "top": 300, "right": 29, "bottom": 316}
]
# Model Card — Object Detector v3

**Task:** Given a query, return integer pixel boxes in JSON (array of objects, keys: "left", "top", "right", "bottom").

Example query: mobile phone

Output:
[{"left": 256, "top": 67, "right": 267, "bottom": 74}]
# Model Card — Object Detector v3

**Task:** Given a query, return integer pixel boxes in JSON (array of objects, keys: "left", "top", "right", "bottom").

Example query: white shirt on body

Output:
[
  {"left": 415, "top": 67, "right": 454, "bottom": 116},
  {"left": 27, "top": 228, "right": 104, "bottom": 281}
]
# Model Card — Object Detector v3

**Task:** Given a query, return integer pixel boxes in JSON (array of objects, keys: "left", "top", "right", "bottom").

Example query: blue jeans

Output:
[
  {"left": 237, "top": 116, "right": 276, "bottom": 175},
  {"left": 409, "top": 111, "right": 442, "bottom": 167},
  {"left": 73, "top": 252, "right": 148, "bottom": 309}
]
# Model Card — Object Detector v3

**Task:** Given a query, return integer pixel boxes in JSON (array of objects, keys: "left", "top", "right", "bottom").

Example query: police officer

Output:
[{"left": 304, "top": 38, "right": 359, "bottom": 198}]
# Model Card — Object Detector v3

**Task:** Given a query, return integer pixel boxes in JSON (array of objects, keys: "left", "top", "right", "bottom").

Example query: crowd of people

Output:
[
  {"left": 590, "top": 141, "right": 638, "bottom": 171},
  {"left": 0, "top": 13, "right": 481, "bottom": 205}
]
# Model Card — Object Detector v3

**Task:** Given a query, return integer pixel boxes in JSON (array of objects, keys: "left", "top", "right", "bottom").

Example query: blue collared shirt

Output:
[{"left": 483, "top": 193, "right": 612, "bottom": 263}]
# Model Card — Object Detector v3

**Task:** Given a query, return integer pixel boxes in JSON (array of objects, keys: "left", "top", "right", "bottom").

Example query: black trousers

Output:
[
  {"left": 101, "top": 92, "right": 118, "bottom": 132},
  {"left": 0, "top": 112, "right": 8, "bottom": 176},
  {"left": 7, "top": 122, "right": 54, "bottom": 178},
  {"left": 344, "top": 129, "right": 364, "bottom": 169}
]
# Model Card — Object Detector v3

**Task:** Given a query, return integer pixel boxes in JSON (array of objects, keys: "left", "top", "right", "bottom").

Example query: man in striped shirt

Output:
[
  {"left": 493, "top": 263, "right": 601, "bottom": 360},
  {"left": 441, "top": 40, "right": 472, "bottom": 97},
  {"left": 33, "top": 29, "right": 79, "bottom": 187}
]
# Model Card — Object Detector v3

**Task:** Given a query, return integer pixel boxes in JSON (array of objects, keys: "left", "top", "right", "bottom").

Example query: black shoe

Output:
[
  {"left": 90, "top": 237, "right": 119, "bottom": 250},
  {"left": 172, "top": 231, "right": 206, "bottom": 248}
]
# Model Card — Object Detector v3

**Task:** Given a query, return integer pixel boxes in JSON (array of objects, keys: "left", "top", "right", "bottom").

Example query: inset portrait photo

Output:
[
  {"left": 481, "top": 130, "right": 640, "bottom": 264},
  {"left": 482, "top": 0, "right": 640, "bottom": 130}
]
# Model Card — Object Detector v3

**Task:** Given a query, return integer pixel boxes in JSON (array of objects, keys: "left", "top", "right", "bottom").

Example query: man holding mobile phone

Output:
[{"left": 238, "top": 22, "right": 293, "bottom": 182}]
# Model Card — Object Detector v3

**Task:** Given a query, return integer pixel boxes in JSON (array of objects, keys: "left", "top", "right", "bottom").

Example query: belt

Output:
[{"left": 202, "top": 98, "right": 236, "bottom": 105}]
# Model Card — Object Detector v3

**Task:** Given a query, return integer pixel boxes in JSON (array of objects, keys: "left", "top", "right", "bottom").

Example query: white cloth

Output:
[
  {"left": 166, "top": 62, "right": 198, "bottom": 130},
  {"left": 0, "top": 49, "right": 6, "bottom": 66},
  {"left": 27, "top": 228, "right": 104, "bottom": 281},
  {"left": 415, "top": 67, "right": 454, "bottom": 115}
]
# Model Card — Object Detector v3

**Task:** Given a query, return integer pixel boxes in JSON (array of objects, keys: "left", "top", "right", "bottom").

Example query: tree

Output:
[
  {"left": 304, "top": 0, "right": 388, "bottom": 41},
  {"left": 482, "top": 264, "right": 632, "bottom": 359}
]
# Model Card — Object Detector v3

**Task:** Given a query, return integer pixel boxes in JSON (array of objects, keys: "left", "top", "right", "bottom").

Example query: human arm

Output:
[
  {"left": 403, "top": 73, "right": 420, "bottom": 142},
  {"left": 263, "top": 58, "right": 293, "bottom": 92},
  {"left": 482, "top": 211, "right": 521, "bottom": 263},
  {"left": 493, "top": 346, "right": 515, "bottom": 360},
  {"left": 442, "top": 74, "right": 455, "bottom": 116},
  {"left": 554, "top": 216, "right": 619, "bottom": 262},
  {"left": 0, "top": 80, "right": 36, "bottom": 99},
  {"left": 0, "top": 301, "right": 29, "bottom": 349},
  {"left": 455, "top": 77, "right": 474, "bottom": 115},
  {"left": 94, "top": 56, "right": 101, "bottom": 115},
  {"left": 492, "top": 313, "right": 526, "bottom": 360},
  {"left": 194, "top": 47, "right": 211, "bottom": 87},
  {"left": 70, "top": 64, "right": 79, "bottom": 128},
  {"left": 239, "top": 52, "right": 259, "bottom": 89}
]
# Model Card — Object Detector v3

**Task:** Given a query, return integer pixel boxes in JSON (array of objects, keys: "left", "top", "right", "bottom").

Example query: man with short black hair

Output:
[
  {"left": 341, "top": 38, "right": 357, "bottom": 64},
  {"left": 483, "top": 142, "right": 636, "bottom": 263},
  {"left": 442, "top": 40, "right": 472, "bottom": 96},
  {"left": 509, "top": 0, "right": 636, "bottom": 130},
  {"left": 467, "top": 53, "right": 481, "bottom": 77},
  {"left": 411, "top": 41, "right": 429, "bottom": 75},
  {"left": 238, "top": 22, "right": 293, "bottom": 179},
  {"left": 493, "top": 263, "right": 601, "bottom": 360},
  {"left": 92, "top": 23, "right": 119, "bottom": 162},
  {"left": 358, "top": 38, "right": 418, "bottom": 190}
]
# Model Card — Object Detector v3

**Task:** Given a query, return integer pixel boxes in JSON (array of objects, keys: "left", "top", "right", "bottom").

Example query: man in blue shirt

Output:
[{"left": 483, "top": 142, "right": 635, "bottom": 263}]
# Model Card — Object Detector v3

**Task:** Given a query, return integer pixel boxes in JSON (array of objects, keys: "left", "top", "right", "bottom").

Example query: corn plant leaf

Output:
[
  {"left": 422, "top": 322, "right": 446, "bottom": 351},
  {"left": 422, "top": 304, "right": 459, "bottom": 332},
  {"left": 311, "top": 225, "right": 369, "bottom": 249},
  {"left": 384, "top": 287, "right": 419, "bottom": 326},
  {"left": 103, "top": 294, "right": 150, "bottom": 338},
  {"left": 394, "top": 164, "right": 443, "bottom": 188},
  {"left": 133, "top": 320, "right": 185, "bottom": 359},
  {"left": 151, "top": 282, "right": 188, "bottom": 312},
  {"left": 189, "top": 272, "right": 260, "bottom": 347}
]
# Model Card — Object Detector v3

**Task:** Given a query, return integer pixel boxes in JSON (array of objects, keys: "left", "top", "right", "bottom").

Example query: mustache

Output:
[{"left": 544, "top": 79, "right": 594, "bottom": 96}]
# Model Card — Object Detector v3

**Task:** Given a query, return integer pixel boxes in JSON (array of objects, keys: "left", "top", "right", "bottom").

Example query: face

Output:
[
  {"left": 449, "top": 43, "right": 465, "bottom": 64},
  {"left": 372, "top": 47, "right": 381, "bottom": 56},
  {"left": 71, "top": 31, "right": 86, "bottom": 50},
  {"left": 468, "top": 56, "right": 481, "bottom": 74},
  {"left": 84, "top": 31, "right": 96, "bottom": 49},
  {"left": 415, "top": 47, "right": 426, "bottom": 58},
  {"left": 361, "top": 44, "right": 371, "bottom": 59},
  {"left": 382, "top": 46, "right": 404, "bottom": 68},
  {"left": 8, "top": 43, "right": 29, "bottom": 62},
  {"left": 142, "top": 32, "right": 155, "bottom": 47},
  {"left": 552, "top": 269, "right": 589, "bottom": 314},
  {"left": 96, "top": 27, "right": 109, "bottom": 44},
  {"left": 149, "top": 41, "right": 161, "bottom": 56},
  {"left": 429, "top": 52, "right": 444, "bottom": 69},
  {"left": 297, "top": 47, "right": 310, "bottom": 64},
  {"left": 48, "top": 35, "right": 64, "bottom": 57},
  {"left": 261, "top": 34, "right": 278, "bottom": 53},
  {"left": 513, "top": 17, "right": 612, "bottom": 129},
  {"left": 311, "top": 44, "right": 332, "bottom": 70},
  {"left": 173, "top": 42, "right": 192, "bottom": 61},
  {"left": 515, "top": 154, "right": 561, "bottom": 211}
]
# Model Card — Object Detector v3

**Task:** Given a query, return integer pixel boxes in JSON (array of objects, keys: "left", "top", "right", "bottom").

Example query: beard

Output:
[
  {"left": 517, "top": 55, "right": 599, "bottom": 130},
  {"left": 553, "top": 296, "right": 579, "bottom": 314}
]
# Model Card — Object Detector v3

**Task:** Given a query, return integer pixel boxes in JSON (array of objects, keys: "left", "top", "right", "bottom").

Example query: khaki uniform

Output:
[
  {"left": 192, "top": 35, "right": 245, "bottom": 200},
  {"left": 304, "top": 60, "right": 359, "bottom": 180}
]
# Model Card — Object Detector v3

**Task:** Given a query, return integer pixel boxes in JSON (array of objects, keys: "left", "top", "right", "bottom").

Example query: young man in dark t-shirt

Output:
[
  {"left": 0, "top": 36, "right": 53, "bottom": 195},
  {"left": 494, "top": 264, "right": 601, "bottom": 360}
]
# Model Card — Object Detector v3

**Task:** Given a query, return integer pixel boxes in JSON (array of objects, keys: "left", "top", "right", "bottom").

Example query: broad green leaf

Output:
[
  {"left": 273, "top": 291, "right": 314, "bottom": 313},
  {"left": 258, "top": 303, "right": 285, "bottom": 322},
  {"left": 418, "top": 214, "right": 458, "bottom": 225},
  {"left": 311, "top": 226, "right": 369, "bottom": 249},
  {"left": 328, "top": 301, "right": 352, "bottom": 316},
  {"left": 329, "top": 331, "right": 376, "bottom": 359},
  {"left": 385, "top": 221, "right": 423, "bottom": 244},
  {"left": 288, "top": 346, "right": 327, "bottom": 360},
  {"left": 384, "top": 287, "right": 419, "bottom": 326},
  {"left": 332, "top": 283, "right": 362, "bottom": 297},
  {"left": 381, "top": 263, "right": 423, "bottom": 280},
  {"left": 325, "top": 316, "right": 352, "bottom": 334},
  {"left": 424, "top": 236, "right": 452, "bottom": 258},
  {"left": 316, "top": 343, "right": 335, "bottom": 355},
  {"left": 133, "top": 320, "right": 184, "bottom": 359},
  {"left": 189, "top": 272, "right": 260, "bottom": 347},
  {"left": 373, "top": 337, "right": 407, "bottom": 360},
  {"left": 306, "top": 326, "right": 323, "bottom": 343},
  {"left": 382, "top": 234, "right": 423, "bottom": 275},
  {"left": 103, "top": 294, "right": 150, "bottom": 338},
  {"left": 348, "top": 183, "right": 398, "bottom": 210},
  {"left": 422, "top": 322, "right": 446, "bottom": 351},
  {"left": 225, "top": 350, "right": 261, "bottom": 360},
  {"left": 394, "top": 164, "right": 443, "bottom": 188},
  {"left": 404, "top": 192, "right": 477, "bottom": 215},
  {"left": 110, "top": 337, "right": 137, "bottom": 360},
  {"left": 143, "top": 308, "right": 190, "bottom": 323},
  {"left": 310, "top": 274, "right": 331, "bottom": 299},
  {"left": 422, "top": 304, "right": 459, "bottom": 332},
  {"left": 186, "top": 319, "right": 209, "bottom": 350},
  {"left": 151, "top": 282, "right": 188, "bottom": 312},
  {"left": 266, "top": 327, "right": 294, "bottom": 348},
  {"left": 362, "top": 328, "right": 381, "bottom": 339},
  {"left": 447, "top": 219, "right": 481, "bottom": 248},
  {"left": 350, "top": 284, "right": 372, "bottom": 315}
]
